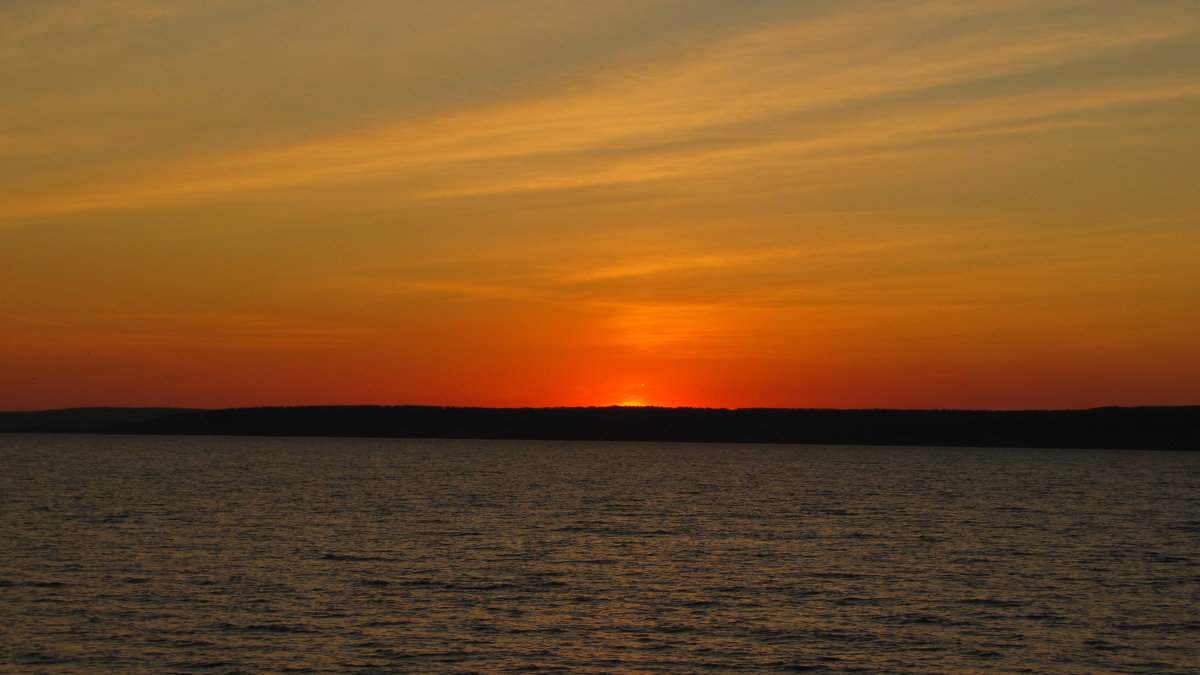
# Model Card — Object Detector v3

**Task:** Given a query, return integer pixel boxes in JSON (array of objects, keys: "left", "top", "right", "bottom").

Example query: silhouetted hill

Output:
[
  {"left": 0, "top": 407, "right": 197, "bottom": 433},
  {"left": 88, "top": 405, "right": 1200, "bottom": 450}
]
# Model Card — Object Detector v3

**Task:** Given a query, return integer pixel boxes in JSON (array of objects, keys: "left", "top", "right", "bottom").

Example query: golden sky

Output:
[{"left": 2, "top": 0, "right": 1198, "bottom": 410}]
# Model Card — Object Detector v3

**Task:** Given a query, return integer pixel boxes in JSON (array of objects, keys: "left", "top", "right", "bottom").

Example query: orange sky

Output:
[{"left": 2, "top": 0, "right": 1199, "bottom": 410}]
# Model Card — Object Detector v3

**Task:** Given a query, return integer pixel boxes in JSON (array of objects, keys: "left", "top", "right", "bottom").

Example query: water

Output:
[{"left": 1, "top": 434, "right": 1197, "bottom": 674}]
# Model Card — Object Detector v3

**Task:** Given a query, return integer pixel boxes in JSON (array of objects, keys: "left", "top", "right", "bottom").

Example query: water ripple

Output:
[{"left": 1, "top": 434, "right": 1197, "bottom": 673}]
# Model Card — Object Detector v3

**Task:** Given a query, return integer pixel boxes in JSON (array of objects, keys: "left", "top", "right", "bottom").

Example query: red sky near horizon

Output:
[{"left": 3, "top": 1, "right": 1199, "bottom": 411}]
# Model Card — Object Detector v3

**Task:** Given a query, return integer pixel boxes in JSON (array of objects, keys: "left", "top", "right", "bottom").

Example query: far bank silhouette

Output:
[{"left": 3, "top": 405, "right": 1195, "bottom": 450}]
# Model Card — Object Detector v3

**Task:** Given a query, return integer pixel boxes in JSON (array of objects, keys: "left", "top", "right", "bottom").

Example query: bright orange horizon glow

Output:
[{"left": 2, "top": 2, "right": 1199, "bottom": 412}]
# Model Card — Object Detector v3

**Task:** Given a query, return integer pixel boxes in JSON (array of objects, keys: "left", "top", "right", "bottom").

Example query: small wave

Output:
[
  {"left": 16, "top": 652, "right": 75, "bottom": 665},
  {"left": 1113, "top": 620, "right": 1200, "bottom": 632},
  {"left": 653, "top": 623, "right": 698, "bottom": 634},
  {"left": 1121, "top": 661, "right": 1179, "bottom": 670},
  {"left": 1084, "top": 638, "right": 1130, "bottom": 651},
  {"left": 952, "top": 556, "right": 998, "bottom": 564},
  {"left": 961, "top": 597, "right": 1026, "bottom": 608},
  {"left": 166, "top": 660, "right": 234, "bottom": 669},
  {"left": 444, "top": 582, "right": 518, "bottom": 591},
  {"left": 1021, "top": 612, "right": 1067, "bottom": 622},
  {"left": 881, "top": 612, "right": 972, "bottom": 626},
  {"left": 217, "top": 622, "right": 316, "bottom": 633},
  {"left": 355, "top": 640, "right": 386, "bottom": 648},
  {"left": 1144, "top": 553, "right": 1191, "bottom": 563},
  {"left": 96, "top": 512, "right": 132, "bottom": 523},
  {"left": 807, "top": 572, "right": 869, "bottom": 579},
  {"left": 773, "top": 658, "right": 873, "bottom": 671},
  {"left": 169, "top": 639, "right": 216, "bottom": 647},
  {"left": 319, "top": 553, "right": 390, "bottom": 561},
  {"left": 834, "top": 596, "right": 882, "bottom": 606}
]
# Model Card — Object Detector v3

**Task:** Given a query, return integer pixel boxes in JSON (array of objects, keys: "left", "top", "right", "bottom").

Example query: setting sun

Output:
[{"left": 615, "top": 399, "right": 648, "bottom": 408}]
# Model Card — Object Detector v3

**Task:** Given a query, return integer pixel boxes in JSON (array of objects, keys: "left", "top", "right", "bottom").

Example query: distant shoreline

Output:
[{"left": 2, "top": 405, "right": 1196, "bottom": 451}]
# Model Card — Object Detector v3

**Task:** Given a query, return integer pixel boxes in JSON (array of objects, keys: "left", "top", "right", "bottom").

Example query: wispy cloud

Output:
[
  {"left": 0, "top": 310, "right": 369, "bottom": 351},
  {"left": 4, "top": 0, "right": 1195, "bottom": 219}
]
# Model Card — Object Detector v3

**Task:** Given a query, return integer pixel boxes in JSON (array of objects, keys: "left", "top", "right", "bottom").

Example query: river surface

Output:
[{"left": 1, "top": 434, "right": 1197, "bottom": 673}]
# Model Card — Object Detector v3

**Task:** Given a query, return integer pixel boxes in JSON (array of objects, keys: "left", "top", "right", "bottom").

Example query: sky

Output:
[{"left": 2, "top": 0, "right": 1198, "bottom": 411}]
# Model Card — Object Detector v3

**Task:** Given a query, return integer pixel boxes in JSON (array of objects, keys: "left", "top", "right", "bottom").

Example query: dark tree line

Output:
[{"left": 73, "top": 404, "right": 1199, "bottom": 450}]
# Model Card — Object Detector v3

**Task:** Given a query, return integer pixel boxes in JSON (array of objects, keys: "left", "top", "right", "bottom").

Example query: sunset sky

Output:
[{"left": 2, "top": 0, "right": 1198, "bottom": 410}]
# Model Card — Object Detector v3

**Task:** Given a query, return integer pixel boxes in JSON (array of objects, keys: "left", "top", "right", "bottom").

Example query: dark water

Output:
[{"left": 1, "top": 435, "right": 1197, "bottom": 674}]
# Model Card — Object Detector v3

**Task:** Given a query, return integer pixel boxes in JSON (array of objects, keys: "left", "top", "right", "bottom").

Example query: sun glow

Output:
[{"left": 608, "top": 381, "right": 654, "bottom": 408}]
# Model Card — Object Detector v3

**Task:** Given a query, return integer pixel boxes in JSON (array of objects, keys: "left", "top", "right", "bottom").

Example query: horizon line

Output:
[{"left": 6, "top": 403, "right": 1198, "bottom": 415}]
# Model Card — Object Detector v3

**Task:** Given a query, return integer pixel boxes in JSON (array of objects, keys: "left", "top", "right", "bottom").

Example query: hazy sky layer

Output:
[{"left": 2, "top": 0, "right": 1198, "bottom": 410}]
